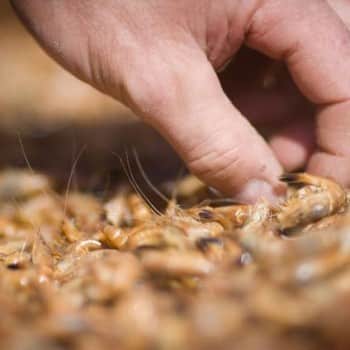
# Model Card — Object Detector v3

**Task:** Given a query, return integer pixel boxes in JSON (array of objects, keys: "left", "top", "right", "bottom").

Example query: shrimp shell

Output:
[
  {"left": 0, "top": 169, "right": 51, "bottom": 200},
  {"left": 186, "top": 204, "right": 251, "bottom": 230},
  {"left": 141, "top": 250, "right": 214, "bottom": 277},
  {"left": 101, "top": 225, "right": 128, "bottom": 249},
  {"left": 104, "top": 194, "right": 132, "bottom": 227},
  {"left": 277, "top": 173, "right": 347, "bottom": 232},
  {"left": 0, "top": 169, "right": 350, "bottom": 349}
]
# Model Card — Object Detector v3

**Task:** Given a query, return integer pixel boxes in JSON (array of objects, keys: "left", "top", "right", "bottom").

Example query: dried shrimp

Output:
[{"left": 0, "top": 169, "right": 349, "bottom": 349}]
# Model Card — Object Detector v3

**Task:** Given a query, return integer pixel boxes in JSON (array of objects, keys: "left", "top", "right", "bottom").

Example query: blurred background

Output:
[{"left": 0, "top": 2, "right": 180, "bottom": 191}]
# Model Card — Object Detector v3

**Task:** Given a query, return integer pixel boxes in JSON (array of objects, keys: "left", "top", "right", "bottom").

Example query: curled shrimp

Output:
[
  {"left": 141, "top": 250, "right": 214, "bottom": 277},
  {"left": 186, "top": 204, "right": 251, "bottom": 231},
  {"left": 277, "top": 173, "right": 348, "bottom": 233}
]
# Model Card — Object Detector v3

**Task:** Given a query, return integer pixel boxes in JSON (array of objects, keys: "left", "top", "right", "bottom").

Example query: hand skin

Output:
[{"left": 10, "top": 0, "right": 350, "bottom": 202}]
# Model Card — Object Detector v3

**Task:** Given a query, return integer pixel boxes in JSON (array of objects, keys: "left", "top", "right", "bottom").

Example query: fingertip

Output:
[
  {"left": 233, "top": 178, "right": 286, "bottom": 204},
  {"left": 183, "top": 115, "right": 284, "bottom": 199}
]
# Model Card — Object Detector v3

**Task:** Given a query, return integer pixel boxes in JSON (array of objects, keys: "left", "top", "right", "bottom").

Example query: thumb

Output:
[{"left": 123, "top": 47, "right": 283, "bottom": 202}]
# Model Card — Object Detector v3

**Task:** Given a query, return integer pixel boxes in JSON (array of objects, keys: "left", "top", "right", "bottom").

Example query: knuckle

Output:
[
  {"left": 246, "top": 0, "right": 305, "bottom": 59},
  {"left": 123, "top": 59, "right": 179, "bottom": 121}
]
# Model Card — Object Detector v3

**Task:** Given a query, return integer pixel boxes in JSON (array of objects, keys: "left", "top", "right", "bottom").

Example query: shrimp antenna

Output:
[
  {"left": 113, "top": 151, "right": 161, "bottom": 216},
  {"left": 17, "top": 131, "right": 62, "bottom": 205},
  {"left": 63, "top": 144, "right": 87, "bottom": 218},
  {"left": 132, "top": 147, "right": 169, "bottom": 203},
  {"left": 125, "top": 150, "right": 162, "bottom": 215},
  {"left": 17, "top": 132, "right": 34, "bottom": 173},
  {"left": 14, "top": 133, "right": 53, "bottom": 231},
  {"left": 123, "top": 153, "right": 161, "bottom": 215}
]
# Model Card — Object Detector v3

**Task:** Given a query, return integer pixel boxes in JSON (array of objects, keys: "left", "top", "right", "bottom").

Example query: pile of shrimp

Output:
[{"left": 1, "top": 168, "right": 350, "bottom": 350}]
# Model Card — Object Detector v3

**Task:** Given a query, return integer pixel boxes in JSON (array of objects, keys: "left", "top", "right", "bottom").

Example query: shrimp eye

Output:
[
  {"left": 196, "top": 237, "right": 222, "bottom": 251},
  {"left": 198, "top": 209, "right": 214, "bottom": 220},
  {"left": 6, "top": 262, "right": 21, "bottom": 270}
]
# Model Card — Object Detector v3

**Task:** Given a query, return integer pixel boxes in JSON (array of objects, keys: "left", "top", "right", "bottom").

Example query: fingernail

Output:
[{"left": 234, "top": 179, "right": 284, "bottom": 205}]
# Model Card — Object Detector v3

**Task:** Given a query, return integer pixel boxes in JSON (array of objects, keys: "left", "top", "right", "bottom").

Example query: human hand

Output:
[
  {"left": 220, "top": 0, "right": 350, "bottom": 185},
  {"left": 11, "top": 0, "right": 350, "bottom": 202}
]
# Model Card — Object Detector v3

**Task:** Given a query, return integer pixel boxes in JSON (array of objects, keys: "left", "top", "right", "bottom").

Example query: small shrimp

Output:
[
  {"left": 61, "top": 219, "right": 84, "bottom": 243},
  {"left": 196, "top": 237, "right": 225, "bottom": 262},
  {"left": 141, "top": 250, "right": 214, "bottom": 277},
  {"left": 73, "top": 239, "right": 102, "bottom": 254},
  {"left": 104, "top": 193, "right": 132, "bottom": 227},
  {"left": 101, "top": 225, "right": 129, "bottom": 249},
  {"left": 128, "top": 193, "right": 154, "bottom": 224},
  {"left": 93, "top": 251, "right": 141, "bottom": 288},
  {"left": 3, "top": 251, "right": 31, "bottom": 269},
  {"left": 127, "top": 225, "right": 165, "bottom": 250},
  {"left": 0, "top": 169, "right": 51, "bottom": 200},
  {"left": 187, "top": 205, "right": 251, "bottom": 231},
  {"left": 277, "top": 173, "right": 347, "bottom": 233},
  {"left": 281, "top": 249, "right": 350, "bottom": 285},
  {"left": 65, "top": 193, "right": 102, "bottom": 231},
  {"left": 126, "top": 222, "right": 188, "bottom": 251},
  {"left": 76, "top": 250, "right": 142, "bottom": 302},
  {"left": 239, "top": 205, "right": 350, "bottom": 283},
  {"left": 16, "top": 194, "right": 63, "bottom": 226},
  {"left": 237, "top": 200, "right": 275, "bottom": 255}
]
